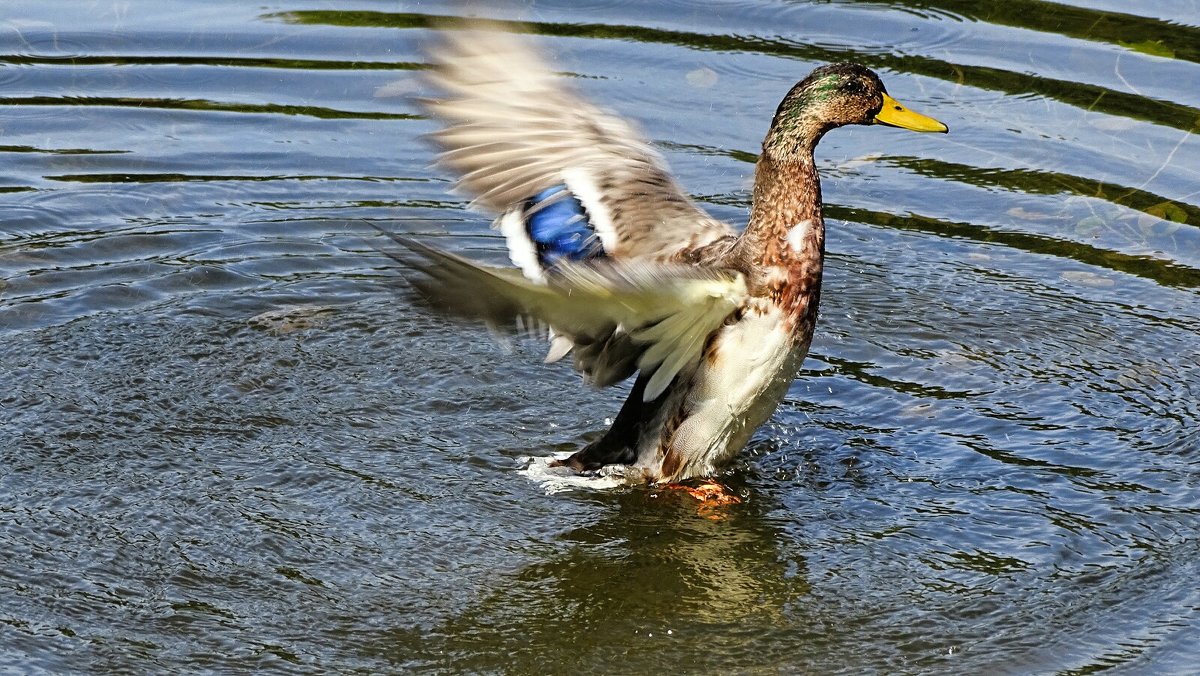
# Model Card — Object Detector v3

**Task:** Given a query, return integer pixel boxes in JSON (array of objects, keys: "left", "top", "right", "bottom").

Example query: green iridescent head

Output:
[{"left": 764, "top": 62, "right": 947, "bottom": 157}]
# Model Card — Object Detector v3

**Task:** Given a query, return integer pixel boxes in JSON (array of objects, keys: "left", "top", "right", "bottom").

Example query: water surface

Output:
[{"left": 2, "top": 0, "right": 1198, "bottom": 672}]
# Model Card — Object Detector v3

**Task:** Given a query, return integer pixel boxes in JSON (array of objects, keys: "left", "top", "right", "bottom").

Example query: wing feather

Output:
[{"left": 377, "top": 233, "right": 745, "bottom": 397}]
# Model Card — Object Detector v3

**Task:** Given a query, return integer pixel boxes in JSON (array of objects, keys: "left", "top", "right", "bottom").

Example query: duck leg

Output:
[{"left": 552, "top": 374, "right": 662, "bottom": 471}]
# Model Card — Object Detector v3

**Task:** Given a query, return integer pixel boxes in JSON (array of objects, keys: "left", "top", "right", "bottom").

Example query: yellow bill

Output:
[{"left": 874, "top": 92, "right": 948, "bottom": 133}]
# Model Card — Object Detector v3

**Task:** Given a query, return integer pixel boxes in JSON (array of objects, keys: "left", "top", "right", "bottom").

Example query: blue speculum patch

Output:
[{"left": 524, "top": 185, "right": 604, "bottom": 267}]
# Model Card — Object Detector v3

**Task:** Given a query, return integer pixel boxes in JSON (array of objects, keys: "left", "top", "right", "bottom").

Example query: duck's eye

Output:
[{"left": 842, "top": 80, "right": 866, "bottom": 95}]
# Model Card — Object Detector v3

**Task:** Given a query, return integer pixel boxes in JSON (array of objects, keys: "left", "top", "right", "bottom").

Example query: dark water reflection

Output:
[{"left": 2, "top": 0, "right": 1198, "bottom": 672}]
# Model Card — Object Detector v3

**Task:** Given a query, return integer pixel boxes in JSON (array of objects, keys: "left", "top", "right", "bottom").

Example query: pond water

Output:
[{"left": 2, "top": 0, "right": 1198, "bottom": 672}]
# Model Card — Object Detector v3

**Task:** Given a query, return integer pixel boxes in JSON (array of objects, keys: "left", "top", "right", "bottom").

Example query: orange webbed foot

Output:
[
  {"left": 658, "top": 479, "right": 741, "bottom": 519},
  {"left": 664, "top": 480, "right": 741, "bottom": 505}
]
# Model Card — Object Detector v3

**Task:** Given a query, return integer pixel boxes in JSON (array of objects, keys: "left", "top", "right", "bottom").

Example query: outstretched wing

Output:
[
  {"left": 378, "top": 233, "right": 745, "bottom": 402},
  {"left": 423, "top": 23, "right": 735, "bottom": 270}
]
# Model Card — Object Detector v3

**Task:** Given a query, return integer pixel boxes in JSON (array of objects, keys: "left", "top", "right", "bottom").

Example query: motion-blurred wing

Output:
[
  {"left": 424, "top": 24, "right": 735, "bottom": 271},
  {"left": 381, "top": 234, "right": 745, "bottom": 402}
]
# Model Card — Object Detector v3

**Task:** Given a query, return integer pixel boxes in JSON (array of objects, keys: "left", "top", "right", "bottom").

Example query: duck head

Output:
[{"left": 764, "top": 62, "right": 947, "bottom": 158}]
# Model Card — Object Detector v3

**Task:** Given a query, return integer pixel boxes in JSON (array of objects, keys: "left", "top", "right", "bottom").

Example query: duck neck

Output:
[
  {"left": 736, "top": 151, "right": 826, "bottom": 329},
  {"left": 746, "top": 152, "right": 825, "bottom": 256}
]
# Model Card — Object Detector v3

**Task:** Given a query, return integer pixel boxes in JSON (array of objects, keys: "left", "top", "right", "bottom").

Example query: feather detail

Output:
[
  {"left": 561, "top": 168, "right": 617, "bottom": 253},
  {"left": 497, "top": 184, "right": 604, "bottom": 284},
  {"left": 524, "top": 185, "right": 604, "bottom": 268},
  {"left": 544, "top": 335, "right": 574, "bottom": 363},
  {"left": 498, "top": 209, "right": 544, "bottom": 282}
]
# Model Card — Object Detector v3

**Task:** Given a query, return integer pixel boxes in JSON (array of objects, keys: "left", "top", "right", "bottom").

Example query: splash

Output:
[{"left": 516, "top": 453, "right": 632, "bottom": 494}]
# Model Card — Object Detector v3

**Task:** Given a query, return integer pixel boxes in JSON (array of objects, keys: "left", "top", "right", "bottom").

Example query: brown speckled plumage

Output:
[
  {"left": 386, "top": 24, "right": 947, "bottom": 484},
  {"left": 731, "top": 157, "right": 825, "bottom": 333}
]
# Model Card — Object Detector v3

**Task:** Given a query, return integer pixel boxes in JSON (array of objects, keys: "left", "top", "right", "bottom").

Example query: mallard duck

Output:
[{"left": 381, "top": 24, "right": 947, "bottom": 484}]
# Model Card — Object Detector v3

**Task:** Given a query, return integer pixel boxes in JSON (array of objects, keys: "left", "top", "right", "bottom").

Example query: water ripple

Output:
[{"left": 2, "top": 0, "right": 1199, "bottom": 672}]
